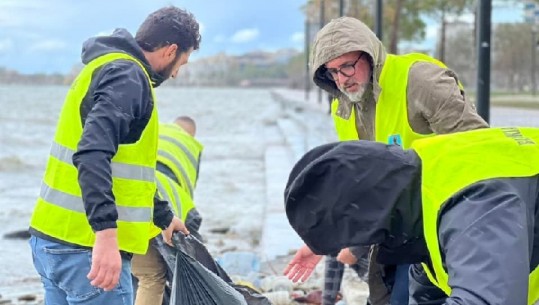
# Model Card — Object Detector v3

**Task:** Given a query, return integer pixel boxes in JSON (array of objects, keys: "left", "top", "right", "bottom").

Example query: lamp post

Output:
[
  {"left": 532, "top": 25, "right": 537, "bottom": 96},
  {"left": 318, "top": 0, "right": 326, "bottom": 105},
  {"left": 475, "top": 0, "right": 491, "bottom": 123},
  {"left": 524, "top": 1, "right": 538, "bottom": 96},
  {"left": 304, "top": 1, "right": 319, "bottom": 102},
  {"left": 375, "top": 0, "right": 383, "bottom": 39}
]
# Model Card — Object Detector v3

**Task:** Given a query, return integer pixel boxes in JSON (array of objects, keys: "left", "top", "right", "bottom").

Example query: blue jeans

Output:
[
  {"left": 390, "top": 264, "right": 410, "bottom": 305},
  {"left": 29, "top": 235, "right": 133, "bottom": 305}
]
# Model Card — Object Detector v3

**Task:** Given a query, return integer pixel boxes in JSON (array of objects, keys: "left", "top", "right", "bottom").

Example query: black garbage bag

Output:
[
  {"left": 170, "top": 233, "right": 232, "bottom": 282},
  {"left": 170, "top": 248, "right": 246, "bottom": 305},
  {"left": 157, "top": 233, "right": 271, "bottom": 305}
]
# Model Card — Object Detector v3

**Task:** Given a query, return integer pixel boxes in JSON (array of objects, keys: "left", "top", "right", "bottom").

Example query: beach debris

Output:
[
  {"left": 262, "top": 291, "right": 291, "bottom": 305},
  {"left": 209, "top": 227, "right": 230, "bottom": 234},
  {"left": 218, "top": 251, "right": 261, "bottom": 278},
  {"left": 260, "top": 275, "right": 293, "bottom": 293},
  {"left": 3, "top": 230, "right": 30, "bottom": 240},
  {"left": 293, "top": 289, "right": 325, "bottom": 304},
  {"left": 17, "top": 294, "right": 36, "bottom": 302}
]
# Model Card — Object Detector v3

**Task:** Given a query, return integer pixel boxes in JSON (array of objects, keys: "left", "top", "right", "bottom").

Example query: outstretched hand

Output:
[{"left": 283, "top": 244, "right": 322, "bottom": 283}]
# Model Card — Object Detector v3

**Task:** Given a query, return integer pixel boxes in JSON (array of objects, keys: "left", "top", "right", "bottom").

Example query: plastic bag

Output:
[
  {"left": 164, "top": 233, "right": 271, "bottom": 305},
  {"left": 170, "top": 250, "right": 246, "bottom": 305}
]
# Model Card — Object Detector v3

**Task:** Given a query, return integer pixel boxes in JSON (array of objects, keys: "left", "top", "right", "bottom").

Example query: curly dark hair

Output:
[{"left": 135, "top": 6, "right": 201, "bottom": 55}]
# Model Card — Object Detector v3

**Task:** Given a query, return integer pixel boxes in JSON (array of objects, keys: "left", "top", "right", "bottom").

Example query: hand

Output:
[
  {"left": 283, "top": 244, "right": 322, "bottom": 283},
  {"left": 87, "top": 228, "right": 122, "bottom": 291},
  {"left": 162, "top": 216, "right": 189, "bottom": 246},
  {"left": 337, "top": 247, "right": 358, "bottom": 265}
]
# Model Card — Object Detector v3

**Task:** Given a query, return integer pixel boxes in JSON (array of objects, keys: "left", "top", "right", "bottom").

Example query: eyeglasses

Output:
[{"left": 325, "top": 53, "right": 365, "bottom": 81}]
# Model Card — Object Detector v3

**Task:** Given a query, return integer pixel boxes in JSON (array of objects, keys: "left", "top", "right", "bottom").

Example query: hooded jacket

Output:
[
  {"left": 285, "top": 140, "right": 539, "bottom": 305},
  {"left": 310, "top": 17, "right": 487, "bottom": 140},
  {"left": 32, "top": 29, "right": 172, "bottom": 239},
  {"left": 285, "top": 141, "right": 424, "bottom": 259}
]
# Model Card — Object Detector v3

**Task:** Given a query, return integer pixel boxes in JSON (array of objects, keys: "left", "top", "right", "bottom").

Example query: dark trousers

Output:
[{"left": 389, "top": 264, "right": 410, "bottom": 305}]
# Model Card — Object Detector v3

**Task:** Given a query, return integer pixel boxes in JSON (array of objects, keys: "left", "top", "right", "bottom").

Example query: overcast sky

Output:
[
  {"left": 0, "top": 0, "right": 306, "bottom": 74},
  {"left": 0, "top": 0, "right": 524, "bottom": 74}
]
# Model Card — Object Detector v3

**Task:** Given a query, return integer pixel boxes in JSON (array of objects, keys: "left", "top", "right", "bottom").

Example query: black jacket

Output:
[
  {"left": 285, "top": 141, "right": 539, "bottom": 305},
  {"left": 285, "top": 141, "right": 423, "bottom": 257},
  {"left": 72, "top": 29, "right": 172, "bottom": 232}
]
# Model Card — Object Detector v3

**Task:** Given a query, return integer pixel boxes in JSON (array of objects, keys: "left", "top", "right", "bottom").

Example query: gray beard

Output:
[{"left": 341, "top": 83, "right": 368, "bottom": 103}]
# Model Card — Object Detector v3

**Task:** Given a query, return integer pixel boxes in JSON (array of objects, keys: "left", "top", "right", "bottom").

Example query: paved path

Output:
[{"left": 260, "top": 89, "right": 368, "bottom": 305}]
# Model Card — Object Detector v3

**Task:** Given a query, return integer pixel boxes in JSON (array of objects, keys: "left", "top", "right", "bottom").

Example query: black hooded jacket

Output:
[
  {"left": 285, "top": 140, "right": 539, "bottom": 305},
  {"left": 42, "top": 29, "right": 172, "bottom": 236},
  {"left": 284, "top": 141, "right": 425, "bottom": 262}
]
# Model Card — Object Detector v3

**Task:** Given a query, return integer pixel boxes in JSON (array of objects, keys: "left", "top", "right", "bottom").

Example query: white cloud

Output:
[
  {"left": 213, "top": 35, "right": 226, "bottom": 43},
  {"left": 425, "top": 24, "right": 438, "bottom": 40},
  {"left": 0, "top": 39, "right": 14, "bottom": 52},
  {"left": 0, "top": 0, "right": 65, "bottom": 28},
  {"left": 199, "top": 22, "right": 206, "bottom": 34},
  {"left": 29, "top": 39, "right": 68, "bottom": 52},
  {"left": 0, "top": 1, "right": 42, "bottom": 16},
  {"left": 231, "top": 28, "right": 259, "bottom": 43},
  {"left": 290, "top": 31, "right": 304, "bottom": 43}
]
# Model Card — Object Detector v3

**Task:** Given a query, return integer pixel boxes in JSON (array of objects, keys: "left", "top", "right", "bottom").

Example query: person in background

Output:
[
  {"left": 28, "top": 7, "right": 201, "bottom": 305},
  {"left": 284, "top": 16, "right": 488, "bottom": 305},
  {"left": 156, "top": 116, "right": 203, "bottom": 204},
  {"left": 323, "top": 249, "right": 369, "bottom": 305},
  {"left": 285, "top": 127, "right": 539, "bottom": 305},
  {"left": 132, "top": 116, "right": 204, "bottom": 305}
]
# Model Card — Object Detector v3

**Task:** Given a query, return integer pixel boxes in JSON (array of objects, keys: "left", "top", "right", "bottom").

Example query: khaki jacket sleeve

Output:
[{"left": 406, "top": 62, "right": 489, "bottom": 135}]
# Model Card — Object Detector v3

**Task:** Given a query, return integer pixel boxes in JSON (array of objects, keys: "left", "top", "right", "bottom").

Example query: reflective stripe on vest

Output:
[
  {"left": 156, "top": 172, "right": 182, "bottom": 217},
  {"left": 157, "top": 123, "right": 203, "bottom": 198},
  {"left": 159, "top": 134, "right": 199, "bottom": 171},
  {"left": 158, "top": 149, "right": 194, "bottom": 197},
  {"left": 40, "top": 183, "right": 150, "bottom": 222},
  {"left": 331, "top": 53, "right": 461, "bottom": 148},
  {"left": 411, "top": 127, "right": 539, "bottom": 304},
  {"left": 50, "top": 142, "right": 154, "bottom": 182},
  {"left": 30, "top": 52, "right": 158, "bottom": 254},
  {"left": 151, "top": 171, "right": 197, "bottom": 237}
]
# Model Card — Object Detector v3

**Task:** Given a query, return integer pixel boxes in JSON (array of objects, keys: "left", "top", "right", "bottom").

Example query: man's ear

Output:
[{"left": 165, "top": 44, "right": 178, "bottom": 60}]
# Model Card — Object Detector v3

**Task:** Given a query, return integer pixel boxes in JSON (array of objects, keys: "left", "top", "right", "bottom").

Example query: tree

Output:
[
  {"left": 492, "top": 22, "right": 534, "bottom": 92},
  {"left": 420, "top": 0, "right": 475, "bottom": 62},
  {"left": 385, "top": 0, "right": 427, "bottom": 53},
  {"left": 443, "top": 23, "right": 476, "bottom": 88},
  {"left": 303, "top": 0, "right": 428, "bottom": 54}
]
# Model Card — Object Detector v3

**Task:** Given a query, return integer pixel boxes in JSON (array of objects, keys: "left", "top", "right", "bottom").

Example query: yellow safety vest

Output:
[
  {"left": 411, "top": 127, "right": 539, "bottom": 304},
  {"left": 156, "top": 123, "right": 203, "bottom": 198},
  {"left": 155, "top": 171, "right": 196, "bottom": 222},
  {"left": 30, "top": 53, "right": 158, "bottom": 255},
  {"left": 149, "top": 171, "right": 197, "bottom": 237},
  {"left": 331, "top": 53, "right": 460, "bottom": 147}
]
